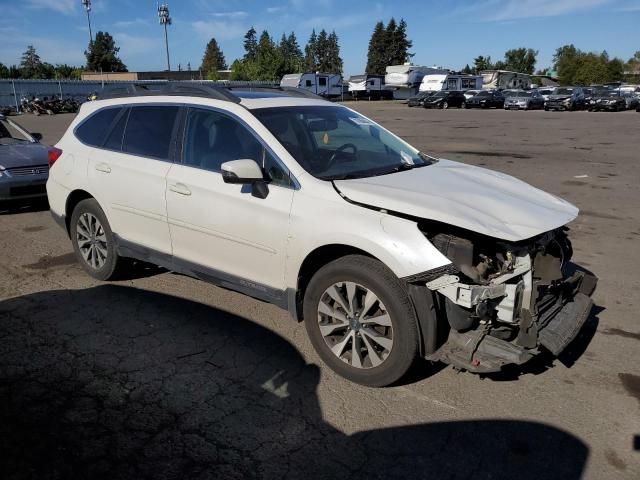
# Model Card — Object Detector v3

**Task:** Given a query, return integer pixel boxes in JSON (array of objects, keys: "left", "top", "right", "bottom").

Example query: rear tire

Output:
[
  {"left": 303, "top": 255, "right": 419, "bottom": 387},
  {"left": 70, "top": 198, "right": 124, "bottom": 281},
  {"left": 442, "top": 101, "right": 449, "bottom": 110}
]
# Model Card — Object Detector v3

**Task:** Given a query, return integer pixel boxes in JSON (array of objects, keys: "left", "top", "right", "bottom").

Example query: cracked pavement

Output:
[{"left": 0, "top": 107, "right": 638, "bottom": 479}]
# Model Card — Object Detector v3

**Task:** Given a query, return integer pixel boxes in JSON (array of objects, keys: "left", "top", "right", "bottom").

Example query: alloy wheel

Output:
[
  {"left": 76, "top": 212, "right": 108, "bottom": 270},
  {"left": 317, "top": 281, "right": 393, "bottom": 369}
]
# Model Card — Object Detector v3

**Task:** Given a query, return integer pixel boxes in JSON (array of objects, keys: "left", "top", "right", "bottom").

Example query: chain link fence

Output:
[{"left": 0, "top": 79, "right": 280, "bottom": 110}]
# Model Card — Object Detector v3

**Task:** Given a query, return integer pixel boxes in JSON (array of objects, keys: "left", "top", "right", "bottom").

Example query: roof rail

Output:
[
  {"left": 97, "top": 82, "right": 241, "bottom": 103},
  {"left": 227, "top": 85, "right": 328, "bottom": 101}
]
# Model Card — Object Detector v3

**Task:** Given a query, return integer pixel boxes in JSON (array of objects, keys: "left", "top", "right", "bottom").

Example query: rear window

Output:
[
  {"left": 75, "top": 107, "right": 121, "bottom": 147},
  {"left": 122, "top": 105, "right": 179, "bottom": 160}
]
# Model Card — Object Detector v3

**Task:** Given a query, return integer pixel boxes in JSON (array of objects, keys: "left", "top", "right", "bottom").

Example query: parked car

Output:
[
  {"left": 588, "top": 90, "right": 628, "bottom": 112},
  {"left": 0, "top": 114, "right": 51, "bottom": 205},
  {"left": 47, "top": 84, "right": 597, "bottom": 387},
  {"left": 537, "top": 88, "right": 555, "bottom": 102},
  {"left": 503, "top": 90, "right": 545, "bottom": 110},
  {"left": 463, "top": 89, "right": 481, "bottom": 100},
  {"left": 545, "top": 87, "right": 585, "bottom": 111},
  {"left": 583, "top": 87, "right": 608, "bottom": 108},
  {"left": 464, "top": 90, "right": 505, "bottom": 108},
  {"left": 423, "top": 90, "right": 466, "bottom": 109},
  {"left": 620, "top": 91, "right": 639, "bottom": 110},
  {"left": 407, "top": 91, "right": 435, "bottom": 107}
]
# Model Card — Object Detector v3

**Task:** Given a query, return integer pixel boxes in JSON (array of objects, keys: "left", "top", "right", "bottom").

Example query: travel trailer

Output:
[
  {"left": 280, "top": 72, "right": 343, "bottom": 98},
  {"left": 480, "top": 70, "right": 532, "bottom": 90},
  {"left": 347, "top": 74, "right": 392, "bottom": 99},
  {"left": 384, "top": 64, "right": 448, "bottom": 100},
  {"left": 419, "top": 74, "right": 483, "bottom": 92}
]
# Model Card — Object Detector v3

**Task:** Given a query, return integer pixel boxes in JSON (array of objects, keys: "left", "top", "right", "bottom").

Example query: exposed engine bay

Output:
[{"left": 414, "top": 225, "right": 597, "bottom": 373}]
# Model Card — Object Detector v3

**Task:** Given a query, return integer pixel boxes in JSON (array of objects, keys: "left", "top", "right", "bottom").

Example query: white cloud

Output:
[
  {"left": 453, "top": 0, "right": 614, "bottom": 21},
  {"left": 266, "top": 6, "right": 285, "bottom": 13},
  {"left": 25, "top": 0, "right": 77, "bottom": 15},
  {"left": 191, "top": 20, "right": 247, "bottom": 40},
  {"left": 113, "top": 18, "right": 152, "bottom": 28},
  {"left": 113, "top": 33, "right": 157, "bottom": 57},
  {"left": 211, "top": 11, "right": 248, "bottom": 19}
]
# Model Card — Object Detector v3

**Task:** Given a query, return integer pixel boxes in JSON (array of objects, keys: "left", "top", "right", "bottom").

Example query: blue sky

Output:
[{"left": 1, "top": 0, "right": 639, "bottom": 76}]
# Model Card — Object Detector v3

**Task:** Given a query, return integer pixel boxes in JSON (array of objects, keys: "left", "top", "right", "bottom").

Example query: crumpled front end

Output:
[{"left": 410, "top": 227, "right": 597, "bottom": 373}]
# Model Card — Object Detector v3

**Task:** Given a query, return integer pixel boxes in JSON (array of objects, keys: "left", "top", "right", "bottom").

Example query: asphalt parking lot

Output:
[{"left": 1, "top": 105, "right": 639, "bottom": 479}]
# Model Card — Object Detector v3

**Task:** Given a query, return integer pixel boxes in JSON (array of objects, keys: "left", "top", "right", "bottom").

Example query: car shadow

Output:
[
  {"left": 0, "top": 197, "right": 49, "bottom": 215},
  {"left": 0, "top": 285, "right": 589, "bottom": 479}
]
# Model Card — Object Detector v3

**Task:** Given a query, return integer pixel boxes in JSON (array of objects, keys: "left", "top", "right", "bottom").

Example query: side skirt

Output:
[{"left": 113, "top": 235, "right": 289, "bottom": 311}]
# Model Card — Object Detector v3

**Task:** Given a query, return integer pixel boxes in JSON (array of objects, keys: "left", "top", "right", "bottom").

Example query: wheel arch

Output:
[
  {"left": 64, "top": 189, "right": 95, "bottom": 235},
  {"left": 291, "top": 244, "right": 381, "bottom": 322}
]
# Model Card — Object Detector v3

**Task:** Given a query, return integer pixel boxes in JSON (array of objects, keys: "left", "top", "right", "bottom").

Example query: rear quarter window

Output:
[{"left": 75, "top": 107, "right": 122, "bottom": 147}]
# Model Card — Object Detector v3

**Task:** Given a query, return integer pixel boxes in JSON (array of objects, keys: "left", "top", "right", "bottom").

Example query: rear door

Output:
[
  {"left": 86, "top": 104, "right": 179, "bottom": 255},
  {"left": 165, "top": 106, "right": 295, "bottom": 297}
]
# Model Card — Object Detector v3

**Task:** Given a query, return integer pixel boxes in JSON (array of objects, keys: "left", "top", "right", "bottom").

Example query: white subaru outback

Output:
[{"left": 47, "top": 84, "right": 597, "bottom": 386}]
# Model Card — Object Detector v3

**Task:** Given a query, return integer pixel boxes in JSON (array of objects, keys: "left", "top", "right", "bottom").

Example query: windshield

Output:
[
  {"left": 253, "top": 106, "right": 433, "bottom": 180},
  {"left": 476, "top": 91, "right": 491, "bottom": 97},
  {"left": 555, "top": 88, "right": 574, "bottom": 95},
  {"left": 0, "top": 119, "right": 32, "bottom": 144},
  {"left": 433, "top": 91, "right": 448, "bottom": 98}
]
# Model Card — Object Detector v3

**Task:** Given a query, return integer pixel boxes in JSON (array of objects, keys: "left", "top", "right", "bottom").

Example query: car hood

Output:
[
  {"left": 333, "top": 159, "right": 578, "bottom": 242},
  {"left": 506, "top": 97, "right": 529, "bottom": 101},
  {"left": 548, "top": 95, "right": 571, "bottom": 101},
  {"left": 0, "top": 142, "right": 49, "bottom": 168}
]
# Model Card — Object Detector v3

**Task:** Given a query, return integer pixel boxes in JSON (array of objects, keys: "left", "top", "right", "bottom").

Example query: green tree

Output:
[
  {"left": 366, "top": 21, "right": 386, "bottom": 74},
  {"left": 20, "top": 45, "right": 42, "bottom": 78},
  {"left": 279, "top": 32, "right": 303, "bottom": 73},
  {"left": 607, "top": 57, "right": 624, "bottom": 82},
  {"left": 324, "top": 31, "right": 343, "bottom": 73},
  {"left": 304, "top": 29, "right": 318, "bottom": 71},
  {"left": 389, "top": 19, "right": 413, "bottom": 65},
  {"left": 243, "top": 27, "right": 258, "bottom": 60},
  {"left": 0, "top": 63, "right": 9, "bottom": 79},
  {"left": 500, "top": 47, "right": 538, "bottom": 74},
  {"left": 200, "top": 37, "right": 227, "bottom": 78},
  {"left": 553, "top": 44, "right": 580, "bottom": 85},
  {"left": 473, "top": 55, "right": 494, "bottom": 73},
  {"left": 85, "top": 31, "right": 127, "bottom": 72},
  {"left": 255, "top": 30, "right": 283, "bottom": 80},
  {"left": 462, "top": 64, "right": 473, "bottom": 74}
]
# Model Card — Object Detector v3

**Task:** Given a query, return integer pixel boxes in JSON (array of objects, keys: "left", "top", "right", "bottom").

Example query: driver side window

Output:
[{"left": 183, "top": 108, "right": 292, "bottom": 187}]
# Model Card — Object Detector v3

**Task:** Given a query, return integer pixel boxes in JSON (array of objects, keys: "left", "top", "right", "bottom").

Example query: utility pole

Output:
[
  {"left": 158, "top": 4, "right": 172, "bottom": 71},
  {"left": 81, "top": 0, "right": 93, "bottom": 43}
]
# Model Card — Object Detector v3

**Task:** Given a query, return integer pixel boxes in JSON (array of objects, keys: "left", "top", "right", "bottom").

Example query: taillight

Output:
[{"left": 48, "top": 147, "right": 62, "bottom": 168}]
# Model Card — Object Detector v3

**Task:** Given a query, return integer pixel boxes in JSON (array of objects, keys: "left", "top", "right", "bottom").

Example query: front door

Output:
[{"left": 165, "top": 107, "right": 295, "bottom": 298}]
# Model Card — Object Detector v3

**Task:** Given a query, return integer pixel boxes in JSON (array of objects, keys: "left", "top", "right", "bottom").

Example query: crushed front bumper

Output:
[{"left": 425, "top": 266, "right": 598, "bottom": 373}]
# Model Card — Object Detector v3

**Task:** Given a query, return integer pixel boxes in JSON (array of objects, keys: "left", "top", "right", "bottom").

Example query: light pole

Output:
[
  {"left": 81, "top": 0, "right": 93, "bottom": 43},
  {"left": 158, "top": 4, "right": 172, "bottom": 71}
]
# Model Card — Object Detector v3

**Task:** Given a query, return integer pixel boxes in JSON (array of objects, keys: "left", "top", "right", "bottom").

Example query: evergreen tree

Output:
[
  {"left": 325, "top": 31, "right": 343, "bottom": 73},
  {"left": 383, "top": 18, "right": 397, "bottom": 66},
  {"left": 304, "top": 29, "right": 318, "bottom": 71},
  {"left": 473, "top": 55, "right": 493, "bottom": 73},
  {"left": 462, "top": 64, "right": 473, "bottom": 74},
  {"left": 279, "top": 32, "right": 303, "bottom": 73},
  {"left": 0, "top": 63, "right": 10, "bottom": 79},
  {"left": 200, "top": 37, "right": 227, "bottom": 78},
  {"left": 315, "top": 29, "right": 329, "bottom": 71},
  {"left": 391, "top": 19, "right": 413, "bottom": 64},
  {"left": 366, "top": 21, "right": 386, "bottom": 74},
  {"left": 20, "top": 46, "right": 42, "bottom": 78},
  {"left": 85, "top": 32, "right": 127, "bottom": 72},
  {"left": 255, "top": 30, "right": 283, "bottom": 80},
  {"left": 243, "top": 27, "right": 258, "bottom": 60}
]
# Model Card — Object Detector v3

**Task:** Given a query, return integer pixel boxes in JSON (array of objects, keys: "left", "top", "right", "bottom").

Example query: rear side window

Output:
[
  {"left": 75, "top": 107, "right": 121, "bottom": 147},
  {"left": 122, "top": 105, "right": 179, "bottom": 160},
  {"left": 103, "top": 109, "right": 128, "bottom": 151}
]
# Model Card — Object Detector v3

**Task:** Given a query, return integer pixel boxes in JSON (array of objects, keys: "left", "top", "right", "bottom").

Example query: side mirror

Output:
[
  {"left": 221, "top": 159, "right": 269, "bottom": 199},
  {"left": 31, "top": 132, "right": 43, "bottom": 142}
]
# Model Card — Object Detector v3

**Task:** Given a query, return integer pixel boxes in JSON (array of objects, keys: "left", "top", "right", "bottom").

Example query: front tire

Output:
[
  {"left": 442, "top": 101, "right": 449, "bottom": 110},
  {"left": 303, "top": 255, "right": 419, "bottom": 387},
  {"left": 70, "top": 198, "right": 124, "bottom": 281}
]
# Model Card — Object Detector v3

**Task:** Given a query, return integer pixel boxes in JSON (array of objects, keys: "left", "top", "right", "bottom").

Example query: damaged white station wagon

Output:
[{"left": 47, "top": 84, "right": 597, "bottom": 386}]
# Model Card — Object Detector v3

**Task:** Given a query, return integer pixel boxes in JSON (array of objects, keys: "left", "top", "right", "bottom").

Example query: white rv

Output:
[
  {"left": 280, "top": 72, "right": 343, "bottom": 98},
  {"left": 481, "top": 70, "right": 532, "bottom": 90},
  {"left": 419, "top": 74, "right": 483, "bottom": 92},
  {"left": 347, "top": 74, "right": 392, "bottom": 100},
  {"left": 384, "top": 64, "right": 448, "bottom": 100}
]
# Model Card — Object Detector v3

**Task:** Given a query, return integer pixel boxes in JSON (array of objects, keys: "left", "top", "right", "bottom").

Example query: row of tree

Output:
[
  {"left": 464, "top": 46, "right": 639, "bottom": 85},
  {"left": 365, "top": 19, "right": 413, "bottom": 75},
  {"left": 0, "top": 32, "right": 127, "bottom": 80},
  {"left": 199, "top": 27, "right": 343, "bottom": 81}
]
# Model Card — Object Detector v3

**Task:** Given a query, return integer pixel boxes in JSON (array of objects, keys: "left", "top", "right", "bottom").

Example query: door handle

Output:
[
  {"left": 169, "top": 183, "right": 192, "bottom": 196},
  {"left": 95, "top": 163, "right": 111, "bottom": 173}
]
